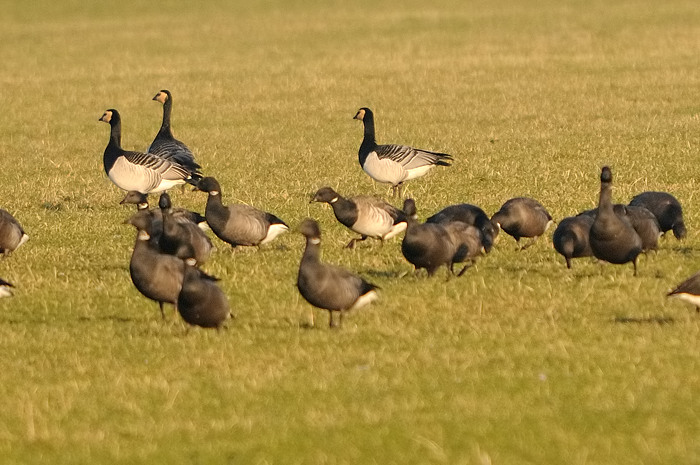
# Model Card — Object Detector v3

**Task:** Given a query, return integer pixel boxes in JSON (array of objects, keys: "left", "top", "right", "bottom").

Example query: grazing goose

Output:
[
  {"left": 426, "top": 203, "right": 498, "bottom": 253},
  {"left": 442, "top": 221, "right": 485, "bottom": 276},
  {"left": 589, "top": 166, "right": 643, "bottom": 276},
  {"left": 177, "top": 264, "right": 231, "bottom": 329},
  {"left": 552, "top": 215, "right": 594, "bottom": 269},
  {"left": 667, "top": 271, "right": 700, "bottom": 313},
  {"left": 629, "top": 191, "right": 686, "bottom": 239},
  {"left": 353, "top": 107, "right": 453, "bottom": 196},
  {"left": 120, "top": 190, "right": 207, "bottom": 227},
  {"left": 125, "top": 210, "right": 185, "bottom": 319},
  {"left": 490, "top": 197, "right": 553, "bottom": 249},
  {"left": 297, "top": 218, "right": 379, "bottom": 328},
  {"left": 0, "top": 209, "right": 29, "bottom": 257},
  {"left": 99, "top": 109, "right": 196, "bottom": 194},
  {"left": 159, "top": 193, "right": 213, "bottom": 265},
  {"left": 195, "top": 177, "right": 288, "bottom": 249},
  {"left": 579, "top": 204, "right": 661, "bottom": 252},
  {"left": 0, "top": 278, "right": 14, "bottom": 298},
  {"left": 148, "top": 90, "right": 202, "bottom": 174},
  {"left": 311, "top": 187, "right": 407, "bottom": 248},
  {"left": 401, "top": 198, "right": 460, "bottom": 277}
]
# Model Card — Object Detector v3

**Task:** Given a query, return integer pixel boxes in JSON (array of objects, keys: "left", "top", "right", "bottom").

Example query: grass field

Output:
[{"left": 1, "top": 0, "right": 699, "bottom": 463}]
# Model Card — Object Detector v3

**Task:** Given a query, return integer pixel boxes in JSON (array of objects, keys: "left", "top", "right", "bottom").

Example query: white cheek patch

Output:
[
  {"left": 309, "top": 237, "right": 321, "bottom": 245},
  {"left": 138, "top": 230, "right": 151, "bottom": 241},
  {"left": 210, "top": 191, "right": 220, "bottom": 196}
]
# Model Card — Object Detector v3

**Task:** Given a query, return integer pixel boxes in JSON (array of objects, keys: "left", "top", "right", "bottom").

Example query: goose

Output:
[
  {"left": 148, "top": 90, "right": 202, "bottom": 174},
  {"left": 177, "top": 264, "right": 231, "bottom": 329},
  {"left": 99, "top": 109, "right": 197, "bottom": 194},
  {"left": 0, "top": 278, "right": 14, "bottom": 298},
  {"left": 589, "top": 166, "right": 643, "bottom": 276},
  {"left": 0, "top": 209, "right": 29, "bottom": 257},
  {"left": 125, "top": 210, "right": 185, "bottom": 319},
  {"left": 310, "top": 187, "right": 407, "bottom": 248},
  {"left": 579, "top": 204, "right": 661, "bottom": 252},
  {"left": 158, "top": 193, "right": 213, "bottom": 265},
  {"left": 552, "top": 215, "right": 594, "bottom": 269},
  {"left": 297, "top": 218, "right": 379, "bottom": 328},
  {"left": 667, "top": 271, "right": 700, "bottom": 313},
  {"left": 629, "top": 191, "right": 686, "bottom": 239},
  {"left": 490, "top": 197, "right": 553, "bottom": 249},
  {"left": 426, "top": 203, "right": 498, "bottom": 253},
  {"left": 442, "top": 220, "right": 485, "bottom": 276},
  {"left": 401, "top": 198, "right": 460, "bottom": 277},
  {"left": 353, "top": 107, "right": 453, "bottom": 196},
  {"left": 195, "top": 177, "right": 288, "bottom": 249},
  {"left": 120, "top": 190, "right": 207, "bottom": 227}
]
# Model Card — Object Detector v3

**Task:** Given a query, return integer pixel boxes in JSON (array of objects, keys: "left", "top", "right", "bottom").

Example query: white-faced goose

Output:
[
  {"left": 490, "top": 197, "right": 553, "bottom": 249},
  {"left": 297, "top": 218, "right": 379, "bottom": 328},
  {"left": 401, "top": 198, "right": 460, "bottom": 277},
  {"left": 195, "top": 177, "right": 288, "bottom": 249},
  {"left": 148, "top": 90, "right": 202, "bottom": 175},
  {"left": 667, "top": 271, "right": 700, "bottom": 313},
  {"left": 311, "top": 187, "right": 407, "bottom": 248},
  {"left": 99, "top": 109, "right": 196, "bottom": 194},
  {"left": 579, "top": 204, "right": 660, "bottom": 252},
  {"left": 552, "top": 215, "right": 594, "bottom": 269},
  {"left": 589, "top": 166, "right": 643, "bottom": 276},
  {"left": 125, "top": 210, "right": 185, "bottom": 319},
  {"left": 177, "top": 264, "right": 231, "bottom": 329},
  {"left": 353, "top": 107, "right": 453, "bottom": 196},
  {"left": 120, "top": 190, "right": 207, "bottom": 227},
  {"left": 0, "top": 278, "right": 14, "bottom": 298},
  {"left": 629, "top": 191, "right": 686, "bottom": 239},
  {"left": 0, "top": 209, "right": 29, "bottom": 257},
  {"left": 158, "top": 193, "right": 213, "bottom": 265},
  {"left": 426, "top": 203, "right": 498, "bottom": 253}
]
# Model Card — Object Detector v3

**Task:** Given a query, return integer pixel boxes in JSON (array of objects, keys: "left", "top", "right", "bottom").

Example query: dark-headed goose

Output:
[
  {"left": 311, "top": 187, "right": 407, "bottom": 248},
  {"left": 177, "top": 265, "right": 231, "bottom": 329},
  {"left": 579, "top": 204, "right": 660, "bottom": 252},
  {"left": 148, "top": 90, "right": 202, "bottom": 175},
  {"left": 99, "top": 109, "right": 197, "bottom": 194},
  {"left": 401, "top": 198, "right": 459, "bottom": 277},
  {"left": 427, "top": 203, "right": 498, "bottom": 253},
  {"left": 195, "top": 177, "right": 288, "bottom": 249},
  {"left": 589, "top": 166, "right": 643, "bottom": 275},
  {"left": 0, "top": 209, "right": 29, "bottom": 257},
  {"left": 120, "top": 190, "right": 207, "bottom": 227},
  {"left": 629, "top": 191, "right": 686, "bottom": 240},
  {"left": 353, "top": 107, "right": 453, "bottom": 196},
  {"left": 490, "top": 197, "right": 553, "bottom": 249},
  {"left": 552, "top": 215, "right": 594, "bottom": 269},
  {"left": 125, "top": 210, "right": 185, "bottom": 319},
  {"left": 158, "top": 193, "right": 213, "bottom": 265},
  {"left": 297, "top": 218, "right": 379, "bottom": 328}
]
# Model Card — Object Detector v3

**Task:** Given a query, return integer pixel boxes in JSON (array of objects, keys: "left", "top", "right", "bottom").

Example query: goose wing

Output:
[{"left": 375, "top": 144, "right": 453, "bottom": 170}]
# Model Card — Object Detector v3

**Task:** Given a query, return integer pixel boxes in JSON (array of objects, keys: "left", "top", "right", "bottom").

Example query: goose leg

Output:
[
  {"left": 158, "top": 302, "right": 165, "bottom": 319},
  {"left": 632, "top": 257, "right": 638, "bottom": 277},
  {"left": 345, "top": 235, "right": 368, "bottom": 249}
]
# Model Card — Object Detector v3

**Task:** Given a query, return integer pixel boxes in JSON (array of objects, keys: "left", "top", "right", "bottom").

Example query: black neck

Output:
[
  {"left": 359, "top": 111, "right": 377, "bottom": 160},
  {"left": 159, "top": 97, "right": 173, "bottom": 136},
  {"left": 598, "top": 181, "right": 613, "bottom": 214}
]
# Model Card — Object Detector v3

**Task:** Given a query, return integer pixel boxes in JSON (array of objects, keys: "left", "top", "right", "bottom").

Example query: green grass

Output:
[{"left": 1, "top": 0, "right": 700, "bottom": 463}]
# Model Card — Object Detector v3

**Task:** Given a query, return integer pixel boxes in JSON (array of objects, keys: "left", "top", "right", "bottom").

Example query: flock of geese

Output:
[{"left": 1, "top": 90, "right": 698, "bottom": 328}]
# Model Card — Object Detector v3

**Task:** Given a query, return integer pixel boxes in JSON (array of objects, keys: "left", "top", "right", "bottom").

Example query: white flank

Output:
[
  {"left": 671, "top": 292, "right": 700, "bottom": 309},
  {"left": 350, "top": 289, "right": 378, "bottom": 310},
  {"left": 362, "top": 152, "right": 407, "bottom": 186},
  {"left": 0, "top": 285, "right": 13, "bottom": 298},
  {"left": 151, "top": 178, "right": 187, "bottom": 194},
  {"left": 18, "top": 233, "right": 29, "bottom": 249},
  {"left": 197, "top": 222, "right": 211, "bottom": 232},
  {"left": 383, "top": 222, "right": 407, "bottom": 240},
  {"left": 403, "top": 164, "right": 434, "bottom": 181},
  {"left": 260, "top": 223, "right": 289, "bottom": 245}
]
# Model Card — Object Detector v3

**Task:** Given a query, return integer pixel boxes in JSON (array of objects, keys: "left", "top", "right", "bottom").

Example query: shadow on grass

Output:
[
  {"left": 613, "top": 316, "right": 675, "bottom": 325},
  {"left": 78, "top": 315, "right": 138, "bottom": 323}
]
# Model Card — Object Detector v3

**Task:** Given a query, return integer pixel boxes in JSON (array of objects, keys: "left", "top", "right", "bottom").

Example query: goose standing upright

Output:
[
  {"left": 353, "top": 107, "right": 453, "bottom": 196},
  {"left": 148, "top": 90, "right": 202, "bottom": 175},
  {"left": 125, "top": 210, "right": 185, "bottom": 318},
  {"left": 195, "top": 177, "right": 288, "bottom": 249},
  {"left": 310, "top": 187, "right": 407, "bottom": 248},
  {"left": 0, "top": 209, "right": 29, "bottom": 257},
  {"left": 296, "top": 218, "right": 379, "bottom": 328},
  {"left": 99, "top": 109, "right": 195, "bottom": 194},
  {"left": 589, "top": 166, "right": 643, "bottom": 276}
]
